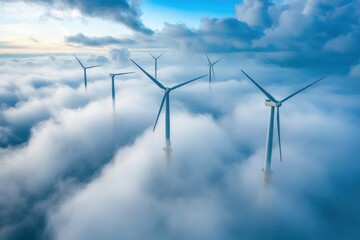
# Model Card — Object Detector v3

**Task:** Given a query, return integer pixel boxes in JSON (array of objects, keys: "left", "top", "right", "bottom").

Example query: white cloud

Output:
[{"left": 350, "top": 61, "right": 360, "bottom": 77}]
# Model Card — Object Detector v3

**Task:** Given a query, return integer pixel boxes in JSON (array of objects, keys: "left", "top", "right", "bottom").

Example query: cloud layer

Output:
[{"left": 1, "top": 48, "right": 360, "bottom": 239}]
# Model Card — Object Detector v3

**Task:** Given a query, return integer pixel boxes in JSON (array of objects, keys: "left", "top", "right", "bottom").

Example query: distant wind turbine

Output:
[
  {"left": 149, "top": 52, "right": 164, "bottom": 79},
  {"left": 241, "top": 70, "right": 326, "bottom": 182},
  {"left": 109, "top": 72, "right": 134, "bottom": 109},
  {"left": 74, "top": 54, "right": 101, "bottom": 92},
  {"left": 205, "top": 52, "right": 222, "bottom": 90},
  {"left": 131, "top": 59, "right": 206, "bottom": 162}
]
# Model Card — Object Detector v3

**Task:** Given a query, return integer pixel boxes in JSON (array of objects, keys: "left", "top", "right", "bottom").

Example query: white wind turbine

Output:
[
  {"left": 241, "top": 70, "right": 326, "bottom": 182},
  {"left": 205, "top": 52, "right": 222, "bottom": 90},
  {"left": 74, "top": 54, "right": 101, "bottom": 92},
  {"left": 149, "top": 52, "right": 164, "bottom": 79},
  {"left": 109, "top": 72, "right": 134, "bottom": 109},
  {"left": 131, "top": 59, "right": 206, "bottom": 162}
]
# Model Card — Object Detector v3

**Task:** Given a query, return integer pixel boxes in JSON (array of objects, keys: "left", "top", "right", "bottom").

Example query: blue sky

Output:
[
  {"left": 145, "top": 0, "right": 239, "bottom": 15},
  {"left": 142, "top": 0, "right": 238, "bottom": 29},
  {"left": 1, "top": 1, "right": 360, "bottom": 240}
]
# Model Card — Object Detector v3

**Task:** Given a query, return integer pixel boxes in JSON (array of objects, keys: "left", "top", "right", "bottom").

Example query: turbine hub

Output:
[
  {"left": 165, "top": 88, "right": 171, "bottom": 92},
  {"left": 276, "top": 101, "right": 282, "bottom": 107}
]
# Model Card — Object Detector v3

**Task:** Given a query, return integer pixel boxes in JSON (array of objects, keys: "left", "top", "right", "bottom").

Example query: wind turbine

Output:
[
  {"left": 109, "top": 72, "right": 134, "bottom": 109},
  {"left": 149, "top": 52, "right": 164, "bottom": 79},
  {"left": 131, "top": 59, "right": 206, "bottom": 162},
  {"left": 241, "top": 70, "right": 326, "bottom": 182},
  {"left": 205, "top": 52, "right": 222, "bottom": 90},
  {"left": 74, "top": 54, "right": 101, "bottom": 92}
]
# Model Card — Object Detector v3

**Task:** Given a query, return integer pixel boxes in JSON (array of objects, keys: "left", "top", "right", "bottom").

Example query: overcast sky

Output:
[{"left": 1, "top": 1, "right": 360, "bottom": 240}]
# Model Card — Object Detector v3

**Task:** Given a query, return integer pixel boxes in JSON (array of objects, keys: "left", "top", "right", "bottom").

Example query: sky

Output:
[
  {"left": 0, "top": 0, "right": 240, "bottom": 53},
  {"left": 1, "top": 0, "right": 360, "bottom": 240}
]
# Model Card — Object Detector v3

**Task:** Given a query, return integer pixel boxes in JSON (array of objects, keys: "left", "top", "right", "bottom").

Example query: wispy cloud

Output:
[
  {"left": 0, "top": 41, "right": 24, "bottom": 49},
  {"left": 65, "top": 33, "right": 137, "bottom": 47}
]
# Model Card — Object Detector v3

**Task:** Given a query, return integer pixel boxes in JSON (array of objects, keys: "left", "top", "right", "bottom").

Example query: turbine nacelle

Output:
[{"left": 265, "top": 100, "right": 282, "bottom": 107}]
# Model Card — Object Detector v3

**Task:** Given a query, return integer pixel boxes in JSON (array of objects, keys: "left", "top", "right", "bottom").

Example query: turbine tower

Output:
[
  {"left": 109, "top": 72, "right": 134, "bottom": 109},
  {"left": 205, "top": 52, "right": 222, "bottom": 90},
  {"left": 74, "top": 54, "right": 101, "bottom": 92},
  {"left": 241, "top": 70, "right": 326, "bottom": 183},
  {"left": 149, "top": 52, "right": 164, "bottom": 79},
  {"left": 131, "top": 59, "right": 206, "bottom": 162}
]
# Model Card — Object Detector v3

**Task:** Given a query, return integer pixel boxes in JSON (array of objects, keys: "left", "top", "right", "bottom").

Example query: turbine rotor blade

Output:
[
  {"left": 149, "top": 52, "right": 156, "bottom": 59},
  {"left": 277, "top": 107, "right": 282, "bottom": 162},
  {"left": 212, "top": 67, "right": 216, "bottom": 82},
  {"left": 113, "top": 71, "right": 135, "bottom": 76},
  {"left": 241, "top": 70, "right": 277, "bottom": 102},
  {"left": 212, "top": 58, "right": 222, "bottom": 66},
  {"left": 74, "top": 54, "right": 85, "bottom": 69},
  {"left": 156, "top": 53, "right": 164, "bottom": 59},
  {"left": 204, "top": 52, "right": 211, "bottom": 65},
  {"left": 153, "top": 93, "right": 167, "bottom": 131},
  {"left": 170, "top": 75, "right": 207, "bottom": 91},
  {"left": 281, "top": 76, "right": 327, "bottom": 103},
  {"left": 131, "top": 59, "right": 166, "bottom": 90},
  {"left": 86, "top": 65, "right": 101, "bottom": 69}
]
